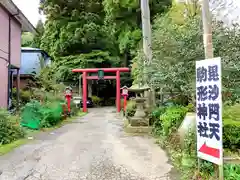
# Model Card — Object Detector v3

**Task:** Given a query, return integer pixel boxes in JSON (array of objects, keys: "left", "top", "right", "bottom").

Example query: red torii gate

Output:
[{"left": 72, "top": 68, "right": 130, "bottom": 112}]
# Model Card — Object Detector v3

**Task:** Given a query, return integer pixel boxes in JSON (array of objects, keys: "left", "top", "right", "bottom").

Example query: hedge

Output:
[{"left": 0, "top": 110, "right": 25, "bottom": 145}]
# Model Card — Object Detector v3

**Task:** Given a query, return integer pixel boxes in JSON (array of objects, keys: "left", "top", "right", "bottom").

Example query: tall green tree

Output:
[
  {"left": 103, "top": 0, "right": 171, "bottom": 66},
  {"left": 21, "top": 32, "right": 34, "bottom": 47},
  {"left": 39, "top": 0, "right": 171, "bottom": 83},
  {"left": 21, "top": 20, "right": 44, "bottom": 48},
  {"left": 40, "top": 0, "right": 121, "bottom": 82},
  {"left": 133, "top": 2, "right": 240, "bottom": 103},
  {"left": 32, "top": 19, "right": 44, "bottom": 48}
]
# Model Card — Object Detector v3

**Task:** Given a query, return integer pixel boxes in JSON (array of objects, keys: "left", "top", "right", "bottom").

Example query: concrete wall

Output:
[
  {"left": 0, "top": 6, "right": 10, "bottom": 108},
  {"left": 0, "top": 5, "right": 22, "bottom": 108},
  {"left": 10, "top": 18, "right": 21, "bottom": 68},
  {"left": 0, "top": 6, "right": 9, "bottom": 63},
  {"left": 0, "top": 60, "right": 8, "bottom": 108}
]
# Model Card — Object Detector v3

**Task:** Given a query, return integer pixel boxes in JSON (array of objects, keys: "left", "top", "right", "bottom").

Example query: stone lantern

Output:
[{"left": 128, "top": 84, "right": 150, "bottom": 126}]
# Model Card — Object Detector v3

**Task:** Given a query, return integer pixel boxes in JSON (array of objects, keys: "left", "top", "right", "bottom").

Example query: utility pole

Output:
[
  {"left": 140, "top": 0, "right": 156, "bottom": 107},
  {"left": 141, "top": 0, "right": 152, "bottom": 65},
  {"left": 201, "top": 0, "right": 214, "bottom": 59}
]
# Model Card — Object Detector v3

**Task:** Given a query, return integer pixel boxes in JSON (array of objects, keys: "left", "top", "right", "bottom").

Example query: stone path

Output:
[{"left": 0, "top": 107, "right": 177, "bottom": 180}]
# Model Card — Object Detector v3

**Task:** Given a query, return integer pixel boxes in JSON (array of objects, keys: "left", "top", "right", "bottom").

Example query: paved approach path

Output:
[{"left": 0, "top": 107, "right": 176, "bottom": 180}]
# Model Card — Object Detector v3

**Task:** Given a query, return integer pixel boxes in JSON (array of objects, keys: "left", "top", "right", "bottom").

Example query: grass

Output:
[
  {"left": 0, "top": 129, "right": 38, "bottom": 156},
  {"left": 0, "top": 111, "right": 87, "bottom": 156},
  {"left": 0, "top": 139, "right": 28, "bottom": 156}
]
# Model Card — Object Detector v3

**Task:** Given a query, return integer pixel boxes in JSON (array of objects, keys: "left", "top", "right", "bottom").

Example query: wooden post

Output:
[{"left": 219, "top": 165, "right": 224, "bottom": 180}]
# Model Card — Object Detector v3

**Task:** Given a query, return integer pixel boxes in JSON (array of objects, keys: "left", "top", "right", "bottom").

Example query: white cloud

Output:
[{"left": 12, "top": 0, "right": 45, "bottom": 26}]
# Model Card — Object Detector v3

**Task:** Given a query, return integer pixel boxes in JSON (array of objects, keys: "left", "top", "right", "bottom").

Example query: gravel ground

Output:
[{"left": 0, "top": 107, "right": 177, "bottom": 180}]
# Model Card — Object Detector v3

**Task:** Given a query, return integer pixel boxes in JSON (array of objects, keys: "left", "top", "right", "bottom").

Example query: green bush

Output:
[
  {"left": 21, "top": 100, "right": 64, "bottom": 129},
  {"left": 223, "top": 104, "right": 240, "bottom": 150},
  {"left": 186, "top": 103, "right": 195, "bottom": 112},
  {"left": 0, "top": 109, "right": 25, "bottom": 145},
  {"left": 32, "top": 89, "right": 64, "bottom": 103},
  {"left": 11, "top": 88, "right": 32, "bottom": 109},
  {"left": 154, "top": 106, "right": 187, "bottom": 137},
  {"left": 104, "top": 97, "right": 116, "bottom": 106},
  {"left": 91, "top": 96, "right": 103, "bottom": 106},
  {"left": 40, "top": 101, "right": 63, "bottom": 128},
  {"left": 150, "top": 106, "right": 166, "bottom": 126},
  {"left": 223, "top": 120, "right": 240, "bottom": 150},
  {"left": 170, "top": 95, "right": 189, "bottom": 106},
  {"left": 21, "top": 100, "right": 44, "bottom": 129},
  {"left": 126, "top": 100, "right": 136, "bottom": 117},
  {"left": 20, "top": 90, "right": 32, "bottom": 103},
  {"left": 224, "top": 164, "right": 240, "bottom": 179},
  {"left": 70, "top": 101, "right": 79, "bottom": 116}
]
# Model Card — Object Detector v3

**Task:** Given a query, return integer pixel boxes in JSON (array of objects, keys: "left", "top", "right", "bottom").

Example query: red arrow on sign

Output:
[{"left": 199, "top": 143, "right": 220, "bottom": 158}]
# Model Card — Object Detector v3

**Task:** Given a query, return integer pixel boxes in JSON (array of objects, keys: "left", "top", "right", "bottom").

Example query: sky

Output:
[{"left": 12, "top": 0, "right": 45, "bottom": 26}]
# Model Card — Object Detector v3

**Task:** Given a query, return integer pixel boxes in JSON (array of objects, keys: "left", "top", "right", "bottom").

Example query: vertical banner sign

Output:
[{"left": 196, "top": 57, "right": 223, "bottom": 165}]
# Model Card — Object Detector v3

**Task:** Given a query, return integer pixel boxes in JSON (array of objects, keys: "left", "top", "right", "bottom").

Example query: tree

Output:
[
  {"left": 133, "top": 2, "right": 240, "bottom": 104},
  {"left": 21, "top": 32, "right": 34, "bottom": 47},
  {"left": 21, "top": 20, "right": 44, "bottom": 48},
  {"left": 32, "top": 19, "right": 44, "bottom": 48},
  {"left": 39, "top": 0, "right": 172, "bottom": 84},
  {"left": 39, "top": 0, "right": 121, "bottom": 82},
  {"left": 103, "top": 0, "right": 171, "bottom": 66}
]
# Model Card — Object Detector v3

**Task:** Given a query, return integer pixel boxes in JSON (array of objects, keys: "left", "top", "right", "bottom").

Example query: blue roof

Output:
[
  {"left": 21, "top": 47, "right": 41, "bottom": 51},
  {"left": 21, "top": 47, "right": 50, "bottom": 58}
]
